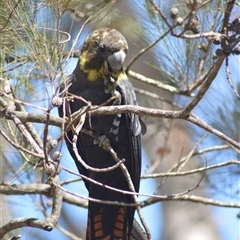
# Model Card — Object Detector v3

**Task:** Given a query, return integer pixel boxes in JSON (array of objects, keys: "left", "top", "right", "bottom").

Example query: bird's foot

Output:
[{"left": 93, "top": 135, "right": 110, "bottom": 151}]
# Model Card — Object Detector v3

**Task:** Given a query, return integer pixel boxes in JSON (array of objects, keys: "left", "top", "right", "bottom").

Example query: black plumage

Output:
[{"left": 58, "top": 28, "right": 145, "bottom": 240}]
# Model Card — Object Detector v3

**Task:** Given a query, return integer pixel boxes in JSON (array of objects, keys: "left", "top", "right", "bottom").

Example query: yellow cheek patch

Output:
[
  {"left": 79, "top": 51, "right": 128, "bottom": 82},
  {"left": 117, "top": 72, "right": 128, "bottom": 81},
  {"left": 88, "top": 69, "right": 100, "bottom": 81},
  {"left": 79, "top": 52, "right": 88, "bottom": 70},
  {"left": 79, "top": 52, "right": 104, "bottom": 81}
]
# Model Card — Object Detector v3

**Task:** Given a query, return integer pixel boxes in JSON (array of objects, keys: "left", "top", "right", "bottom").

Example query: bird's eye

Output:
[{"left": 99, "top": 43, "right": 105, "bottom": 50}]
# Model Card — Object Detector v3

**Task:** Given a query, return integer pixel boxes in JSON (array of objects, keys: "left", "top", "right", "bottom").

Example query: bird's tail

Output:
[{"left": 86, "top": 203, "right": 132, "bottom": 240}]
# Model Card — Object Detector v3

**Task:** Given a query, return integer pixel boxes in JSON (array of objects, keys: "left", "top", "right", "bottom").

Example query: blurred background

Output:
[{"left": 0, "top": 0, "right": 239, "bottom": 239}]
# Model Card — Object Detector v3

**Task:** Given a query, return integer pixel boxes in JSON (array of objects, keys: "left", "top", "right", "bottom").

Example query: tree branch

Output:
[
  {"left": 187, "top": 114, "right": 240, "bottom": 150},
  {"left": 143, "top": 194, "right": 240, "bottom": 208},
  {"left": 2, "top": 103, "right": 240, "bottom": 151},
  {"left": 0, "top": 176, "right": 62, "bottom": 239},
  {"left": 141, "top": 159, "right": 240, "bottom": 179},
  {"left": 1, "top": 182, "right": 239, "bottom": 209}
]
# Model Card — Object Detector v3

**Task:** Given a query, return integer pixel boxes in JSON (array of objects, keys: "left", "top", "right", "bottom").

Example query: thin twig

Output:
[
  {"left": 71, "top": 113, "right": 125, "bottom": 172},
  {"left": 7, "top": 111, "right": 43, "bottom": 154},
  {"left": 0, "top": 0, "right": 22, "bottom": 32},
  {"left": 126, "top": 30, "right": 169, "bottom": 72},
  {"left": 188, "top": 114, "right": 240, "bottom": 150},
  {"left": 177, "top": 132, "right": 208, "bottom": 172},
  {"left": 0, "top": 129, "right": 44, "bottom": 159},
  {"left": 141, "top": 159, "right": 240, "bottom": 179},
  {"left": 225, "top": 57, "right": 240, "bottom": 99}
]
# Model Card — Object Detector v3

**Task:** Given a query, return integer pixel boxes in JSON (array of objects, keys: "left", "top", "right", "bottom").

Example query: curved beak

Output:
[{"left": 107, "top": 50, "right": 126, "bottom": 72}]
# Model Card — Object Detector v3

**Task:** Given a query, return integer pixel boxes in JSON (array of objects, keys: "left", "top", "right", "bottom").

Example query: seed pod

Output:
[
  {"left": 170, "top": 7, "right": 178, "bottom": 19},
  {"left": 53, "top": 151, "right": 62, "bottom": 162},
  {"left": 185, "top": 16, "right": 200, "bottom": 34},
  {"left": 227, "top": 23, "right": 234, "bottom": 32},
  {"left": 212, "top": 35, "right": 222, "bottom": 45},
  {"left": 52, "top": 96, "right": 63, "bottom": 106},
  {"left": 232, "top": 17, "right": 240, "bottom": 34},
  {"left": 186, "top": 0, "right": 202, "bottom": 11},
  {"left": 232, "top": 46, "right": 240, "bottom": 55},
  {"left": 215, "top": 48, "right": 224, "bottom": 57},
  {"left": 176, "top": 17, "right": 183, "bottom": 25},
  {"left": 223, "top": 44, "right": 232, "bottom": 55},
  {"left": 228, "top": 34, "right": 236, "bottom": 44}
]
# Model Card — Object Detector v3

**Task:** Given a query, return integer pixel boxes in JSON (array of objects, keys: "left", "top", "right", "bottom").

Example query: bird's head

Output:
[{"left": 79, "top": 28, "right": 128, "bottom": 81}]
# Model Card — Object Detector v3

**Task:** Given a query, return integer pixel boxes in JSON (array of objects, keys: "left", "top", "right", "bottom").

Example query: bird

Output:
[{"left": 58, "top": 28, "right": 146, "bottom": 240}]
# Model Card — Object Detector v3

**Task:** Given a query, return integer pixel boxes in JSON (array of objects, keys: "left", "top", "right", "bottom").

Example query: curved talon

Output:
[{"left": 94, "top": 135, "right": 110, "bottom": 150}]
